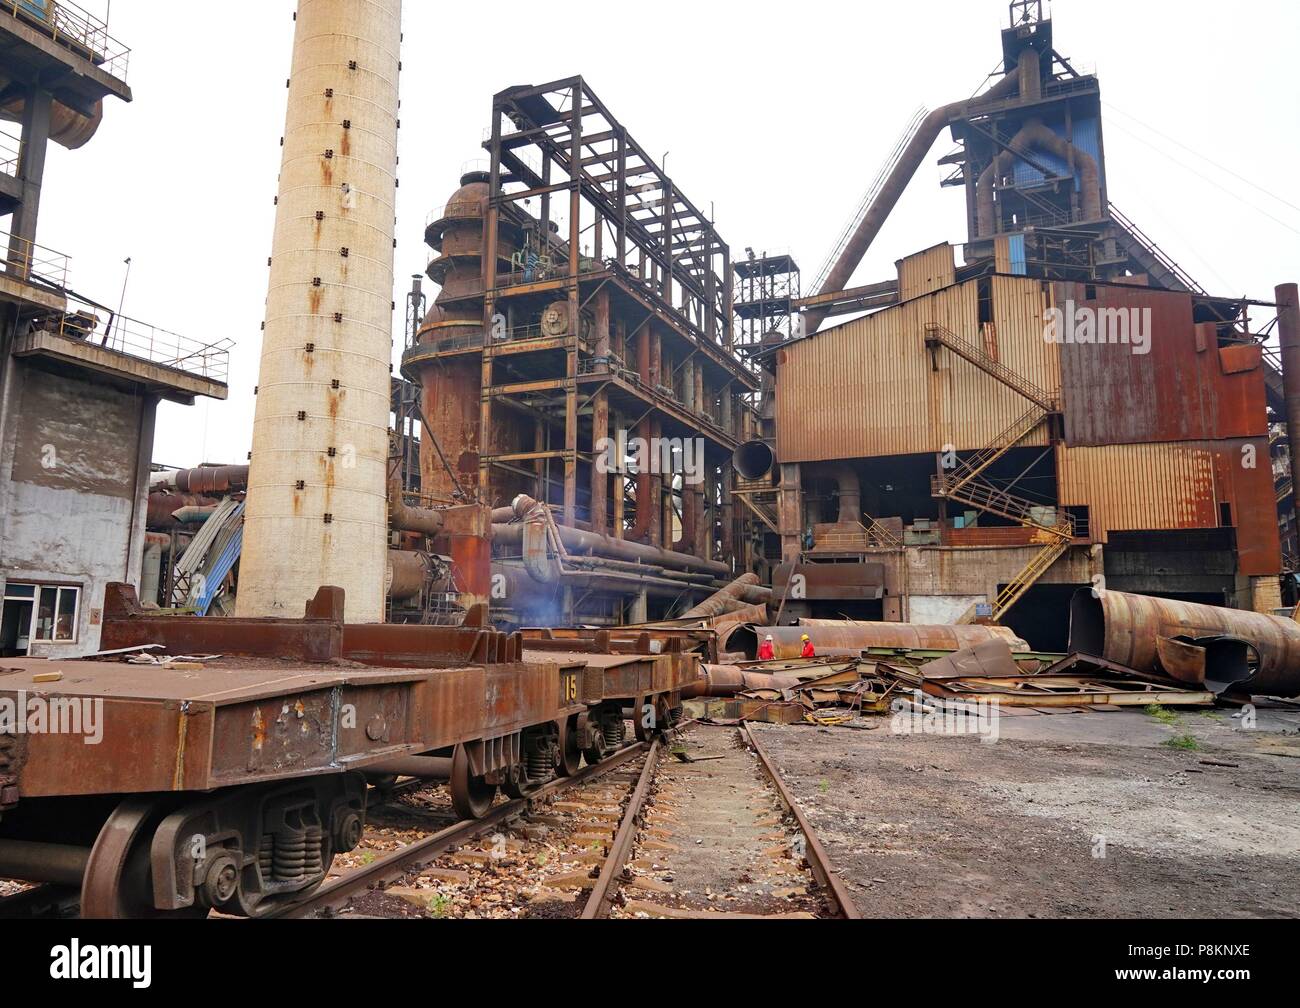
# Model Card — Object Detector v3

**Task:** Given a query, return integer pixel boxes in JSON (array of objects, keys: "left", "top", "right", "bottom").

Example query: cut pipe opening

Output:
[{"left": 734, "top": 440, "right": 775, "bottom": 481}]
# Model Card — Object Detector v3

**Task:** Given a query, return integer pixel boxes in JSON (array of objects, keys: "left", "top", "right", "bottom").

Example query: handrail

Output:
[
  {"left": 0, "top": 226, "right": 69, "bottom": 288},
  {"left": 0, "top": 0, "right": 131, "bottom": 83},
  {"left": 1108, "top": 202, "right": 1205, "bottom": 295},
  {"left": 932, "top": 473, "right": 1074, "bottom": 539},
  {"left": 924, "top": 322, "right": 1057, "bottom": 411}
]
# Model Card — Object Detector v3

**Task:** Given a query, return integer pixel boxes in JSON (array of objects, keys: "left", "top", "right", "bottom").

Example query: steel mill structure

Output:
[
  {"left": 399, "top": 78, "right": 765, "bottom": 627},
  {"left": 732, "top": 0, "right": 1292, "bottom": 650}
]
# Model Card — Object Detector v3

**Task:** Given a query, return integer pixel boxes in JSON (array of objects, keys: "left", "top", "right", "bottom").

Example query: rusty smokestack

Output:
[{"left": 238, "top": 0, "right": 403, "bottom": 622}]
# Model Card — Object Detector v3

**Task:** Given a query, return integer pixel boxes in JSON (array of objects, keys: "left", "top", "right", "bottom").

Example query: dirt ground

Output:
[{"left": 749, "top": 702, "right": 1300, "bottom": 919}]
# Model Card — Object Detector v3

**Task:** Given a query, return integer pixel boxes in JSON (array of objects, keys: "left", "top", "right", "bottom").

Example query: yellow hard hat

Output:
[{"left": 801, "top": 634, "right": 810, "bottom": 641}]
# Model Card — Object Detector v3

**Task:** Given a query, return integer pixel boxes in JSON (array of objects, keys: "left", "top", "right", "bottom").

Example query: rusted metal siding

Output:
[
  {"left": 1058, "top": 442, "right": 1220, "bottom": 535},
  {"left": 1057, "top": 438, "right": 1279, "bottom": 575},
  {"left": 777, "top": 275, "right": 1055, "bottom": 463},
  {"left": 896, "top": 243, "right": 955, "bottom": 301},
  {"left": 1055, "top": 282, "right": 1267, "bottom": 446}
]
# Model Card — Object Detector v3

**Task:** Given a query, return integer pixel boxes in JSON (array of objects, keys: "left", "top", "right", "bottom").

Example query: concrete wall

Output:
[
  {"left": 869, "top": 544, "right": 1097, "bottom": 618},
  {"left": 0, "top": 362, "right": 156, "bottom": 657}
]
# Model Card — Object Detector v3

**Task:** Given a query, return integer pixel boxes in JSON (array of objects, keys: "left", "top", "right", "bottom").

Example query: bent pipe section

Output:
[{"left": 1068, "top": 588, "right": 1300, "bottom": 697}]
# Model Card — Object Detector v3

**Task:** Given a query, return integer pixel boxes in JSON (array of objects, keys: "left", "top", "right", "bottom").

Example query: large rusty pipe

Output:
[
  {"left": 389, "top": 476, "right": 445, "bottom": 537},
  {"left": 496, "top": 496, "right": 728, "bottom": 578},
  {"left": 682, "top": 573, "right": 763, "bottom": 619},
  {"left": 1069, "top": 589, "right": 1300, "bottom": 697},
  {"left": 803, "top": 71, "right": 1019, "bottom": 334},
  {"left": 1278, "top": 283, "right": 1300, "bottom": 540},
  {"left": 808, "top": 463, "right": 860, "bottom": 525},
  {"left": 681, "top": 665, "right": 801, "bottom": 700},
  {"left": 735, "top": 622, "right": 1029, "bottom": 661},
  {"left": 168, "top": 465, "right": 250, "bottom": 495}
]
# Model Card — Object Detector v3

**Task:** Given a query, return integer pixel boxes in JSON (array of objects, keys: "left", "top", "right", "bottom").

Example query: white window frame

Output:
[{"left": 6, "top": 582, "right": 81, "bottom": 645}]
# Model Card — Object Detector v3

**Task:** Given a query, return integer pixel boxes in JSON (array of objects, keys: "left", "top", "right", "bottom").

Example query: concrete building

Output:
[{"left": 0, "top": 4, "right": 227, "bottom": 657}]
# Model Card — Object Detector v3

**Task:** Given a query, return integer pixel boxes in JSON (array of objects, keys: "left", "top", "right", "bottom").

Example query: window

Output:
[{"left": 7, "top": 582, "right": 80, "bottom": 644}]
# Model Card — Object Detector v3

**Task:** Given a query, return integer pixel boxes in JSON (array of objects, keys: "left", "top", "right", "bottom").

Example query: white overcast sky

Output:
[{"left": 31, "top": 0, "right": 1300, "bottom": 468}]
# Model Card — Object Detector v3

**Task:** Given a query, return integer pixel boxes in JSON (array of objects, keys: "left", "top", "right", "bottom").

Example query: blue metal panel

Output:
[
  {"left": 1010, "top": 116, "right": 1099, "bottom": 194},
  {"left": 1009, "top": 234, "right": 1027, "bottom": 275}
]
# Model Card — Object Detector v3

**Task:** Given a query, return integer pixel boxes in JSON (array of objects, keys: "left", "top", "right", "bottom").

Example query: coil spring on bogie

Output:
[
  {"left": 272, "top": 827, "right": 308, "bottom": 881},
  {"left": 603, "top": 718, "right": 625, "bottom": 747},
  {"left": 526, "top": 746, "right": 551, "bottom": 781},
  {"left": 258, "top": 834, "right": 274, "bottom": 879},
  {"left": 304, "top": 824, "right": 324, "bottom": 876}
]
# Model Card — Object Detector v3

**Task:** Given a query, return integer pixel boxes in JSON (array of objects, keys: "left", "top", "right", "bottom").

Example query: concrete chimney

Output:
[{"left": 238, "top": 0, "right": 402, "bottom": 622}]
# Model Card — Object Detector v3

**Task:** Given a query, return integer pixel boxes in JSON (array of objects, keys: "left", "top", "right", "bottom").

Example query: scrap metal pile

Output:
[{"left": 679, "top": 588, "right": 1300, "bottom": 727}]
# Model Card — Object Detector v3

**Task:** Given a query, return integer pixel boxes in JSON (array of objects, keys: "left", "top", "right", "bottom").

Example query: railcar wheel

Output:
[
  {"left": 81, "top": 798, "right": 208, "bottom": 920},
  {"left": 450, "top": 744, "right": 496, "bottom": 820},
  {"left": 556, "top": 716, "right": 583, "bottom": 778}
]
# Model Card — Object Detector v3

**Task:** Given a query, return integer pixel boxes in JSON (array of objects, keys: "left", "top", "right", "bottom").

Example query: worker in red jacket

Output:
[
  {"left": 758, "top": 634, "right": 775, "bottom": 661},
  {"left": 800, "top": 634, "right": 816, "bottom": 659}
]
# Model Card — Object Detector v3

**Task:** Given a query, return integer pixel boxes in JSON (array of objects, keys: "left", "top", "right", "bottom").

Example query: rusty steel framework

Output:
[{"left": 402, "top": 77, "right": 765, "bottom": 627}]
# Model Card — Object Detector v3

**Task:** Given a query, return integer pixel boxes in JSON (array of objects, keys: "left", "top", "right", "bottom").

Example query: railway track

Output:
[
  {"left": 580, "top": 723, "right": 861, "bottom": 919},
  {"left": 0, "top": 722, "right": 859, "bottom": 921},
  {"left": 270, "top": 739, "right": 656, "bottom": 919}
]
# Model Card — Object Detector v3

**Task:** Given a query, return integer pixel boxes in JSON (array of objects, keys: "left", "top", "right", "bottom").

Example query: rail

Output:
[
  {"left": 0, "top": 128, "right": 20, "bottom": 177},
  {"left": 268, "top": 740, "right": 653, "bottom": 919},
  {"left": 1108, "top": 203, "right": 1205, "bottom": 296},
  {"left": 0, "top": 0, "right": 131, "bottom": 83},
  {"left": 932, "top": 472, "right": 1075, "bottom": 539},
  {"left": 923, "top": 322, "right": 1057, "bottom": 412},
  {"left": 741, "top": 724, "right": 861, "bottom": 919}
]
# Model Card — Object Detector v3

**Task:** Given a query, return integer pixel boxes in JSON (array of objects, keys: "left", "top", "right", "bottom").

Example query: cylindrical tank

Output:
[{"left": 238, "top": 0, "right": 402, "bottom": 623}]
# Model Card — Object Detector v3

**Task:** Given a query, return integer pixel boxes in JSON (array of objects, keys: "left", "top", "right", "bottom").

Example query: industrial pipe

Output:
[
  {"left": 167, "top": 465, "right": 250, "bottom": 496},
  {"left": 976, "top": 118, "right": 1102, "bottom": 237},
  {"left": 803, "top": 71, "right": 1019, "bottom": 334},
  {"left": 681, "top": 665, "right": 801, "bottom": 700},
  {"left": 734, "top": 622, "right": 1030, "bottom": 661},
  {"left": 733, "top": 440, "right": 775, "bottom": 481},
  {"left": 1069, "top": 589, "right": 1300, "bottom": 697},
  {"left": 494, "top": 497, "right": 729, "bottom": 578},
  {"left": 682, "top": 573, "right": 763, "bottom": 619},
  {"left": 808, "top": 463, "right": 861, "bottom": 525},
  {"left": 1277, "top": 283, "right": 1300, "bottom": 541},
  {"left": 388, "top": 476, "right": 445, "bottom": 537}
]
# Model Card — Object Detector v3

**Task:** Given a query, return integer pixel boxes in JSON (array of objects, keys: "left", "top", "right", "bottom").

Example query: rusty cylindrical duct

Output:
[
  {"left": 733, "top": 440, "right": 775, "bottom": 481},
  {"left": 1069, "top": 589, "right": 1300, "bottom": 697},
  {"left": 681, "top": 666, "right": 801, "bottom": 700},
  {"left": 802, "top": 71, "right": 1019, "bottom": 335},
  {"left": 238, "top": 0, "right": 402, "bottom": 623},
  {"left": 682, "top": 573, "right": 763, "bottom": 619},
  {"left": 734, "top": 622, "right": 1029, "bottom": 661}
]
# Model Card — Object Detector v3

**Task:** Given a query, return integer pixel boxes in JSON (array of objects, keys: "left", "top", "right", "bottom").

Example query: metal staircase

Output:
[
  {"left": 924, "top": 323, "right": 1057, "bottom": 411},
  {"left": 925, "top": 321, "right": 1073, "bottom": 619}
]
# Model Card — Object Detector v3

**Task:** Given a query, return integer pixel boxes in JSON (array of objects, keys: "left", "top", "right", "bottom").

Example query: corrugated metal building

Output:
[{"left": 770, "top": 245, "right": 1280, "bottom": 632}]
